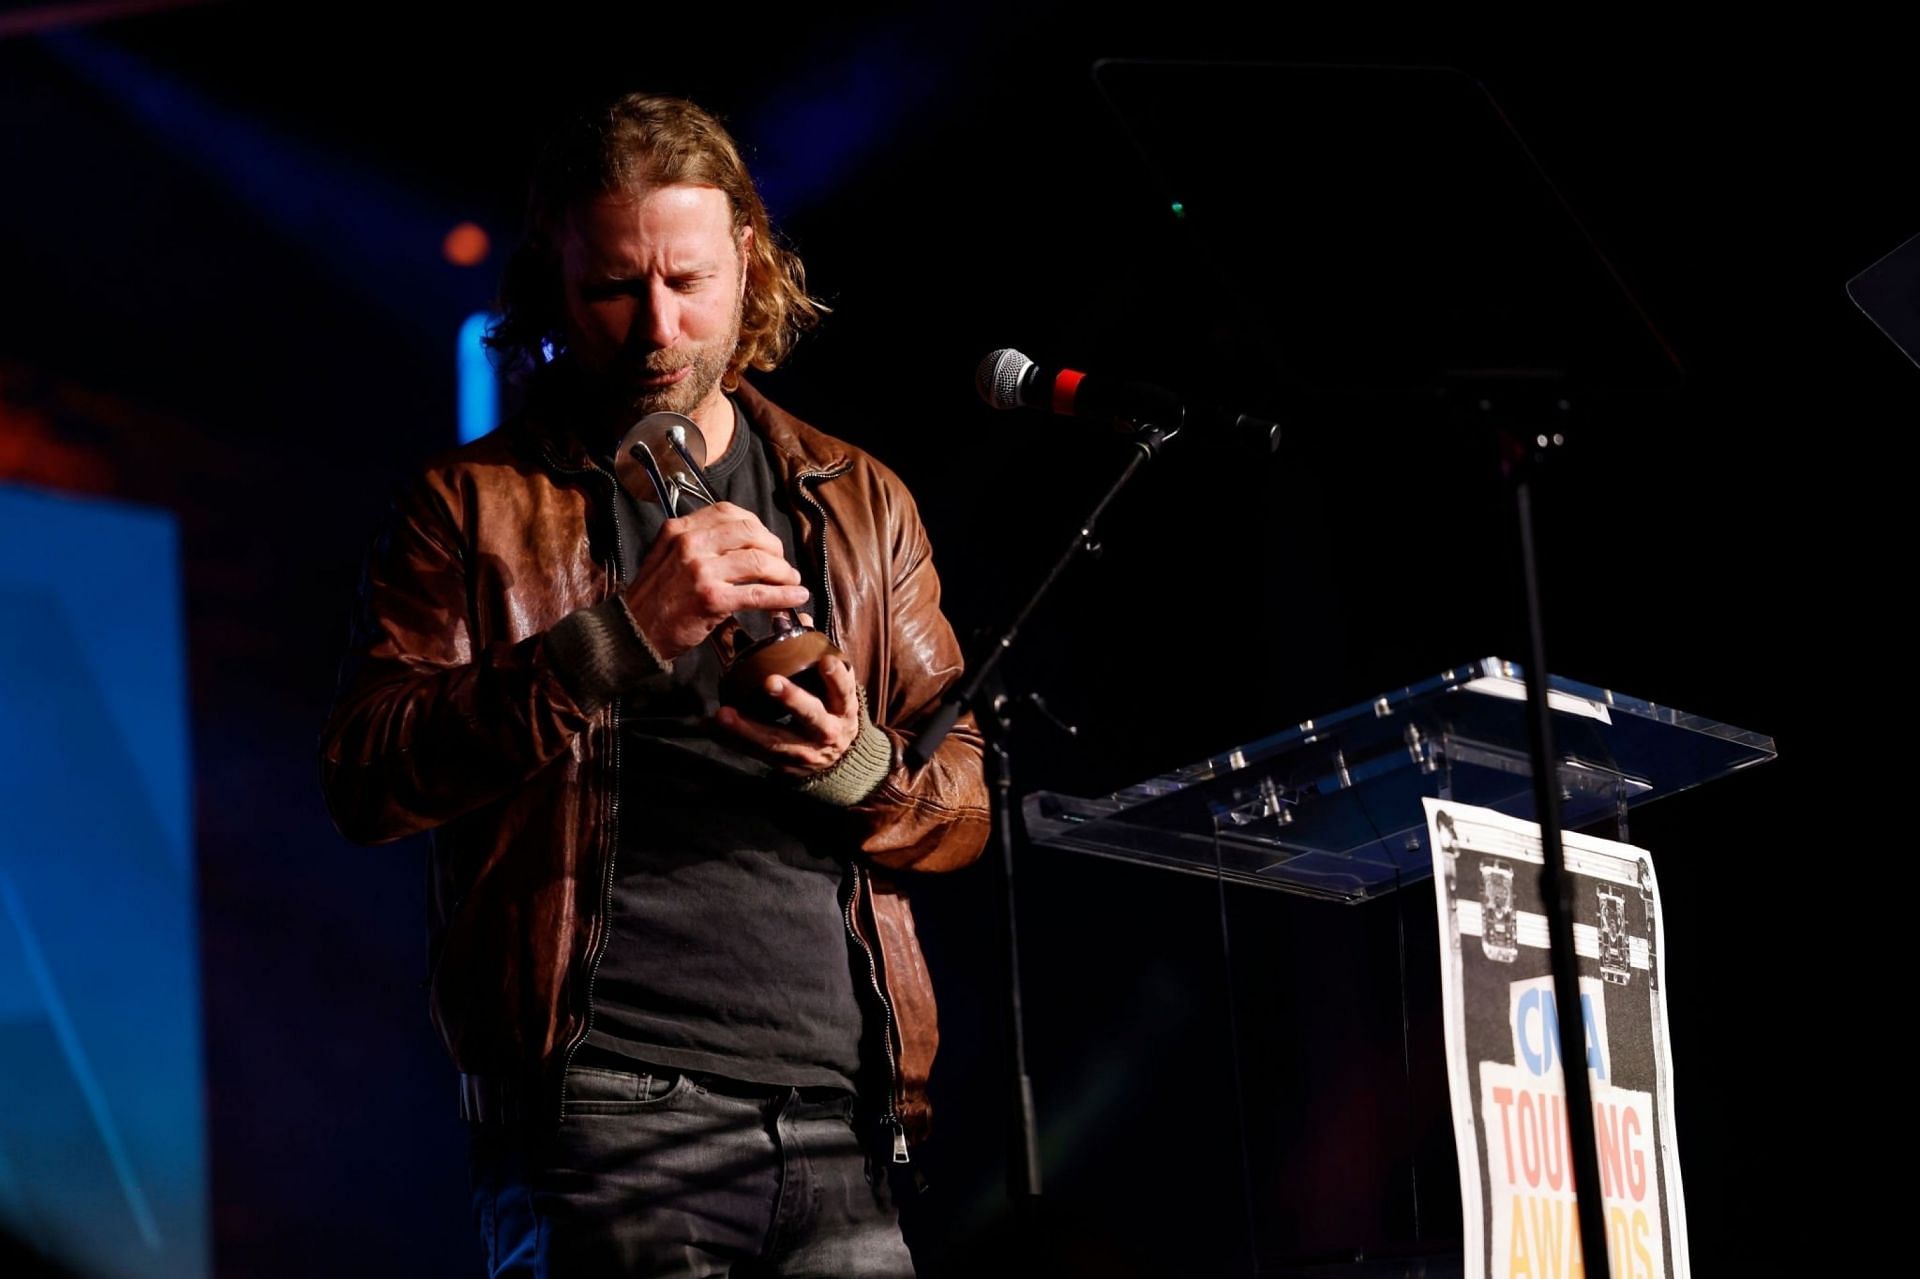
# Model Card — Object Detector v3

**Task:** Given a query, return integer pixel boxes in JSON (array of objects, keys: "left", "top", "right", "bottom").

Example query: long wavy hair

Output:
[{"left": 486, "top": 94, "right": 824, "bottom": 386}]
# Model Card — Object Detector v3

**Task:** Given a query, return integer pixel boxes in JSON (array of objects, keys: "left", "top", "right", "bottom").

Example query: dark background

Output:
[{"left": 2, "top": 2, "right": 1901, "bottom": 1274}]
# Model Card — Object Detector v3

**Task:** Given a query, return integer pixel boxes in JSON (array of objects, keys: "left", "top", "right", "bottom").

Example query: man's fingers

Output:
[
  {"left": 674, "top": 505, "right": 788, "bottom": 559},
  {"left": 762, "top": 673, "right": 834, "bottom": 740},
  {"left": 819, "top": 656, "right": 856, "bottom": 717},
  {"left": 709, "top": 547, "right": 801, "bottom": 587},
  {"left": 714, "top": 706, "right": 807, "bottom": 755},
  {"left": 711, "top": 664, "right": 858, "bottom": 777},
  {"left": 722, "top": 583, "right": 812, "bottom": 612},
  {"left": 713, "top": 704, "right": 831, "bottom": 777}
]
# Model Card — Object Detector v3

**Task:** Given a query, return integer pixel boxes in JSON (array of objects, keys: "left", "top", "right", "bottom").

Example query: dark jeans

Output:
[{"left": 468, "top": 1058, "right": 915, "bottom": 1278}]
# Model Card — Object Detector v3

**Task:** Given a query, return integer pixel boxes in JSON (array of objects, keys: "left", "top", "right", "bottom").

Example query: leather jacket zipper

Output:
[
  {"left": 547, "top": 446, "right": 626, "bottom": 1123},
  {"left": 845, "top": 867, "right": 909, "bottom": 1162},
  {"left": 798, "top": 464, "right": 907, "bottom": 1161},
  {"left": 793, "top": 467, "right": 844, "bottom": 643}
]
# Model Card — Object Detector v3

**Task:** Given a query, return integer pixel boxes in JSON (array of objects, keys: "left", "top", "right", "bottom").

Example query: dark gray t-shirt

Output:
[{"left": 583, "top": 398, "right": 866, "bottom": 1092}]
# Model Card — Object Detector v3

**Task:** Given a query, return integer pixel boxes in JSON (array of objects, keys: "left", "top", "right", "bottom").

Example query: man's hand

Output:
[
  {"left": 624, "top": 502, "right": 811, "bottom": 660},
  {"left": 715, "top": 654, "right": 862, "bottom": 778}
]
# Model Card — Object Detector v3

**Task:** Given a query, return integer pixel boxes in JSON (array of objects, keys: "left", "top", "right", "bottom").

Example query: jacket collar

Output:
[{"left": 731, "top": 380, "right": 853, "bottom": 482}]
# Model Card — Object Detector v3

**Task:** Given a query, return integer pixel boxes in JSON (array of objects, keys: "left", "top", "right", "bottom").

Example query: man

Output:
[{"left": 320, "top": 93, "right": 988, "bottom": 1276}]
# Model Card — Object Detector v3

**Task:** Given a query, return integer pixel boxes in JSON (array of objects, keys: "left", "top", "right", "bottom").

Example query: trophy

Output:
[{"left": 614, "top": 412, "right": 841, "bottom": 724}]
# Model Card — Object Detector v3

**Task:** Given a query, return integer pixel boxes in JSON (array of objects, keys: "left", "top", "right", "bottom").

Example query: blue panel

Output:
[
  {"left": 0, "top": 485, "right": 207, "bottom": 1279},
  {"left": 459, "top": 310, "right": 501, "bottom": 444}
]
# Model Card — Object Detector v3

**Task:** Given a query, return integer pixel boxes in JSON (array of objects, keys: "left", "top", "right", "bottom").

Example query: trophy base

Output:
[{"left": 719, "top": 627, "right": 843, "bottom": 725}]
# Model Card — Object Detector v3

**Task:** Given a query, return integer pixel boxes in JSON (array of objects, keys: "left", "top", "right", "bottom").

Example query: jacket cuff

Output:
[
  {"left": 796, "top": 699, "right": 894, "bottom": 807},
  {"left": 545, "top": 596, "right": 672, "bottom": 713}
]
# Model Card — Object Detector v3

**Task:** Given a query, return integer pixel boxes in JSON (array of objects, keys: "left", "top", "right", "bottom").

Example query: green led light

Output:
[{"left": 1170, "top": 201, "right": 1186, "bottom": 218}]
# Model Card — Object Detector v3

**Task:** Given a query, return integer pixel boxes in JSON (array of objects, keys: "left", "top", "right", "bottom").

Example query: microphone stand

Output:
[
  {"left": 1476, "top": 384, "right": 1613, "bottom": 1279},
  {"left": 907, "top": 422, "right": 1181, "bottom": 1210}
]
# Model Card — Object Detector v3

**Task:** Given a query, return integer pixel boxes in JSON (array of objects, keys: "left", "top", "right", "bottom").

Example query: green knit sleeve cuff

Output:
[
  {"left": 545, "top": 596, "right": 673, "bottom": 713},
  {"left": 796, "top": 699, "right": 894, "bottom": 807}
]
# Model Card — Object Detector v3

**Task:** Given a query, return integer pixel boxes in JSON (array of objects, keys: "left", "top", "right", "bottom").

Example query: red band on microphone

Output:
[{"left": 1051, "top": 368, "right": 1086, "bottom": 416}]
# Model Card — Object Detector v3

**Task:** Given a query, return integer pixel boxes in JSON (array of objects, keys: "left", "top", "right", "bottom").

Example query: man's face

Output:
[{"left": 558, "top": 184, "right": 750, "bottom": 419}]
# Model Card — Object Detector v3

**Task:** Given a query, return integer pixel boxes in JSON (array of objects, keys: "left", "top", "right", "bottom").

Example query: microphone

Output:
[{"left": 974, "top": 348, "right": 1280, "bottom": 450}]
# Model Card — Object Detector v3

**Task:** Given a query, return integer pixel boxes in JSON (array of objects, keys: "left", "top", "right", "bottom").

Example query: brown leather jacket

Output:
[{"left": 319, "top": 380, "right": 989, "bottom": 1145}]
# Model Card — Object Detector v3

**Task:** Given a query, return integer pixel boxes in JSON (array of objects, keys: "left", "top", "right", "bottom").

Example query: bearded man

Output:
[{"left": 321, "top": 92, "right": 987, "bottom": 1278}]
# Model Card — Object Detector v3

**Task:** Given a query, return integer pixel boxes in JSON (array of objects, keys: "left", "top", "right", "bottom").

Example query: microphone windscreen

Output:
[{"left": 975, "top": 348, "right": 1035, "bottom": 411}]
